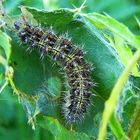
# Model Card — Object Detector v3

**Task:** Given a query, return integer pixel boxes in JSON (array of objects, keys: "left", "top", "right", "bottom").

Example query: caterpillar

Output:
[{"left": 14, "top": 17, "right": 93, "bottom": 123}]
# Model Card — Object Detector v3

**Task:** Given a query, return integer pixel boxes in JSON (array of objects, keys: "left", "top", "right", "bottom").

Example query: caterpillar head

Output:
[
  {"left": 14, "top": 17, "right": 32, "bottom": 44},
  {"left": 14, "top": 16, "right": 27, "bottom": 31}
]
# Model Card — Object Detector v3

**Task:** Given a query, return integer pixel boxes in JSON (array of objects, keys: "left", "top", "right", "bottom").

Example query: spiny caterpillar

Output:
[{"left": 14, "top": 17, "right": 93, "bottom": 123}]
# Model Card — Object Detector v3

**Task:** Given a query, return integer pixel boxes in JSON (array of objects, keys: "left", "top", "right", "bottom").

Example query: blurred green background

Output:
[{"left": 0, "top": 0, "right": 140, "bottom": 140}]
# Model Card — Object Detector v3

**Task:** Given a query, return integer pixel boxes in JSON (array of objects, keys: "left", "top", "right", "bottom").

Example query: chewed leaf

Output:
[{"left": 22, "top": 6, "right": 74, "bottom": 30}]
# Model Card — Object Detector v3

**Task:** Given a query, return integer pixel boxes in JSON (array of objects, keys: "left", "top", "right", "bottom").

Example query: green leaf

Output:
[
  {"left": 84, "top": 12, "right": 140, "bottom": 77},
  {"left": 0, "top": 30, "right": 11, "bottom": 61},
  {"left": 97, "top": 49, "right": 140, "bottom": 140},
  {"left": 105, "top": 34, "right": 140, "bottom": 77},
  {"left": 0, "top": 30, "right": 11, "bottom": 94},
  {"left": 46, "top": 0, "right": 140, "bottom": 34},
  {"left": 109, "top": 114, "right": 127, "bottom": 140},
  {"left": 47, "top": 77, "right": 62, "bottom": 98},
  {"left": 21, "top": 6, "right": 74, "bottom": 29},
  {"left": 37, "top": 116, "right": 91, "bottom": 140},
  {"left": 84, "top": 13, "right": 140, "bottom": 49},
  {"left": 3, "top": 0, "right": 44, "bottom": 15},
  {"left": 9, "top": 7, "right": 125, "bottom": 138},
  {"left": 23, "top": 7, "right": 124, "bottom": 99},
  {"left": 127, "top": 101, "right": 140, "bottom": 140},
  {"left": 10, "top": 7, "right": 139, "bottom": 139}
]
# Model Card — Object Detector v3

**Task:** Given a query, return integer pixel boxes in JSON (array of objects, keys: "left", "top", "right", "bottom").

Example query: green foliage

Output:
[
  {"left": 98, "top": 49, "right": 140, "bottom": 140},
  {"left": 127, "top": 101, "right": 140, "bottom": 139},
  {"left": 47, "top": 0, "right": 140, "bottom": 35},
  {"left": 0, "top": 0, "right": 140, "bottom": 140},
  {"left": 84, "top": 12, "right": 140, "bottom": 77},
  {"left": 0, "top": 30, "right": 11, "bottom": 60}
]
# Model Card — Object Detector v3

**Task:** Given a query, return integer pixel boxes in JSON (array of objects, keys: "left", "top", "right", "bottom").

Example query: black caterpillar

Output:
[{"left": 14, "top": 18, "right": 93, "bottom": 123}]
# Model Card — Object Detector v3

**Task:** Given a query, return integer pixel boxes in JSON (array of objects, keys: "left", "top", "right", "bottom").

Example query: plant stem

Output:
[
  {"left": 0, "top": 80, "right": 8, "bottom": 94},
  {"left": 97, "top": 49, "right": 140, "bottom": 140},
  {"left": 0, "top": 55, "right": 7, "bottom": 67}
]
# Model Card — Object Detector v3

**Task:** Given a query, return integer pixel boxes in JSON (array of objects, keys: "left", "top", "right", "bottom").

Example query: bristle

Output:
[{"left": 14, "top": 18, "right": 94, "bottom": 123}]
